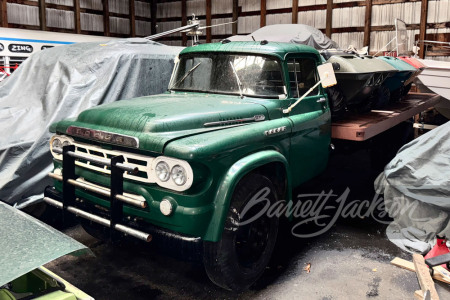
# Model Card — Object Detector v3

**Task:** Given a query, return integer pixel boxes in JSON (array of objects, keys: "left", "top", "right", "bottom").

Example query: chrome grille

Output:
[{"left": 72, "top": 141, "right": 154, "bottom": 183}]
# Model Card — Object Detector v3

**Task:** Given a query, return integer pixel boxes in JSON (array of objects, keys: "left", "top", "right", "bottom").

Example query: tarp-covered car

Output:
[
  {"left": 0, "top": 39, "right": 182, "bottom": 208},
  {"left": 227, "top": 24, "right": 339, "bottom": 50},
  {"left": 375, "top": 121, "right": 450, "bottom": 253}
]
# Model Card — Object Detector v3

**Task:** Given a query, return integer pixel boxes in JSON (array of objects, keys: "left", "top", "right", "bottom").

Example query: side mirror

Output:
[{"left": 317, "top": 63, "right": 337, "bottom": 88}]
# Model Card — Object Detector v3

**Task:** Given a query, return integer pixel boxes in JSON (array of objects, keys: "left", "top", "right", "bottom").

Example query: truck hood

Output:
[{"left": 57, "top": 93, "right": 274, "bottom": 153}]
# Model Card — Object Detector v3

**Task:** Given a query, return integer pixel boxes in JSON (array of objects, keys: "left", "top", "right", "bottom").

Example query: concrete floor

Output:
[{"left": 44, "top": 147, "right": 450, "bottom": 299}]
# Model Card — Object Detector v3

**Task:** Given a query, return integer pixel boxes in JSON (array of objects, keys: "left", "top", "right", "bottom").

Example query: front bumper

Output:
[
  {"left": 49, "top": 144, "right": 214, "bottom": 239},
  {"left": 44, "top": 186, "right": 203, "bottom": 260}
]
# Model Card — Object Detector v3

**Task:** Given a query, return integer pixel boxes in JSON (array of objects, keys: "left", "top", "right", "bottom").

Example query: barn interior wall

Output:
[{"left": 1, "top": 0, "right": 448, "bottom": 59}]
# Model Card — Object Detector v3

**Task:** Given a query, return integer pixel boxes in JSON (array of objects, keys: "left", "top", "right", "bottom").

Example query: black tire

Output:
[
  {"left": 326, "top": 86, "right": 347, "bottom": 118},
  {"left": 203, "top": 173, "right": 279, "bottom": 292}
]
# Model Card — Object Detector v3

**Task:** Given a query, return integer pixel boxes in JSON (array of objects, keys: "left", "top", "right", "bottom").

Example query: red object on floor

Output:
[{"left": 425, "top": 236, "right": 450, "bottom": 270}]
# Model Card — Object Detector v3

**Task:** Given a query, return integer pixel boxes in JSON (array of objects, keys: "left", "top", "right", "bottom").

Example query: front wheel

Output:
[{"left": 203, "top": 173, "right": 279, "bottom": 292}]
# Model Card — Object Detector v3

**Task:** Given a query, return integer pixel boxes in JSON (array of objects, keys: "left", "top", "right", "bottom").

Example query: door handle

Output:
[{"left": 317, "top": 98, "right": 326, "bottom": 103}]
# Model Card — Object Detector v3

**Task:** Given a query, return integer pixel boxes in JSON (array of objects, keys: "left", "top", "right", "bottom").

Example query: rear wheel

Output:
[
  {"left": 326, "top": 86, "right": 347, "bottom": 118},
  {"left": 203, "top": 173, "right": 279, "bottom": 292}
]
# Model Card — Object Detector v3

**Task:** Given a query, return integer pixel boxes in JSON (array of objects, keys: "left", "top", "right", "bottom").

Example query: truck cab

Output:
[{"left": 44, "top": 41, "right": 331, "bottom": 291}]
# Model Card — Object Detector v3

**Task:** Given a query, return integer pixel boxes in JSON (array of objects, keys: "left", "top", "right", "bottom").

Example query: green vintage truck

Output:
[{"left": 43, "top": 41, "right": 437, "bottom": 291}]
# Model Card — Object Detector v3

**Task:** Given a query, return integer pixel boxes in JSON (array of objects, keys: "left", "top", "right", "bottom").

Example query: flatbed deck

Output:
[{"left": 331, "top": 93, "right": 441, "bottom": 141}]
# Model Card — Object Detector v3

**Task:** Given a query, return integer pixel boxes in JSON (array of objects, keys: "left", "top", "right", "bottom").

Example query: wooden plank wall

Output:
[
  {"left": 1, "top": 0, "right": 152, "bottom": 37},
  {"left": 1, "top": 0, "right": 449, "bottom": 58},
  {"left": 154, "top": 0, "right": 449, "bottom": 58}
]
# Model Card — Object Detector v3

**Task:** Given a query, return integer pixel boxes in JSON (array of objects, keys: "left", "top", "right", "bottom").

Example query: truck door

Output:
[{"left": 284, "top": 56, "right": 331, "bottom": 188}]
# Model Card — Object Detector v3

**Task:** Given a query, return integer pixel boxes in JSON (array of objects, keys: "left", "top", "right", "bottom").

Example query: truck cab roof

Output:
[{"left": 179, "top": 41, "right": 321, "bottom": 61}]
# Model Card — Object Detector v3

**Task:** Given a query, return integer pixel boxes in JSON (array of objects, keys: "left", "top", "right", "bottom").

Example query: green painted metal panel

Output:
[
  {"left": 203, "top": 150, "right": 292, "bottom": 241},
  {"left": 47, "top": 41, "right": 333, "bottom": 242},
  {"left": 180, "top": 41, "right": 321, "bottom": 61},
  {"left": 0, "top": 202, "right": 88, "bottom": 287}
]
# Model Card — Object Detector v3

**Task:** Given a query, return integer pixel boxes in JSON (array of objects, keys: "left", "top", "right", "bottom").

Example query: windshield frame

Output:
[{"left": 168, "top": 52, "right": 287, "bottom": 99}]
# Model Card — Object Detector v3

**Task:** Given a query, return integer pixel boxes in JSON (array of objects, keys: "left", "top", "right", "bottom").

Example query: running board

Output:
[{"left": 44, "top": 196, "right": 152, "bottom": 242}]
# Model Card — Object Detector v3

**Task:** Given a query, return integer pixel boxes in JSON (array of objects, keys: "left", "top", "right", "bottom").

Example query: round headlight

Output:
[
  {"left": 62, "top": 140, "right": 71, "bottom": 147},
  {"left": 155, "top": 161, "right": 170, "bottom": 182},
  {"left": 52, "top": 138, "right": 61, "bottom": 149},
  {"left": 171, "top": 165, "right": 187, "bottom": 186}
]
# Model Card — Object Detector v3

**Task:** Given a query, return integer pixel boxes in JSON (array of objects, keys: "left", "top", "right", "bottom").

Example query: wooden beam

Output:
[
  {"left": 414, "top": 290, "right": 425, "bottom": 300},
  {"left": 151, "top": 0, "right": 157, "bottom": 35},
  {"left": 326, "top": 0, "right": 332, "bottom": 38},
  {"left": 129, "top": 0, "right": 135, "bottom": 37},
  {"left": 181, "top": 0, "right": 187, "bottom": 45},
  {"left": 206, "top": 0, "right": 211, "bottom": 43},
  {"left": 74, "top": 0, "right": 81, "bottom": 33},
  {"left": 418, "top": 0, "right": 428, "bottom": 58},
  {"left": 38, "top": 0, "right": 46, "bottom": 30},
  {"left": 8, "top": 0, "right": 37, "bottom": 6},
  {"left": 109, "top": 12, "right": 130, "bottom": 19},
  {"left": 232, "top": 0, "right": 238, "bottom": 35},
  {"left": 391, "top": 257, "right": 450, "bottom": 285},
  {"left": 0, "top": 0, "right": 6, "bottom": 28},
  {"left": 413, "top": 254, "right": 440, "bottom": 300},
  {"left": 292, "top": 0, "right": 298, "bottom": 24},
  {"left": 260, "top": 0, "right": 266, "bottom": 28},
  {"left": 102, "top": 0, "right": 110, "bottom": 36},
  {"left": 364, "top": 0, "right": 372, "bottom": 49}
]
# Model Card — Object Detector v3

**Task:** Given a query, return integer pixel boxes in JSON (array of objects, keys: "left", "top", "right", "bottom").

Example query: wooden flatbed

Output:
[{"left": 331, "top": 93, "right": 442, "bottom": 141}]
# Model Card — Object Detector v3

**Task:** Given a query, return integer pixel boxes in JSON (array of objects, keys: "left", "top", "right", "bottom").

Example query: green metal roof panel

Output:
[
  {"left": 179, "top": 41, "right": 321, "bottom": 60},
  {"left": 0, "top": 202, "right": 89, "bottom": 286}
]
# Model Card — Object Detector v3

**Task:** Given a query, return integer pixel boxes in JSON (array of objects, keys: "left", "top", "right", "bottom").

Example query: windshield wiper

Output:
[
  {"left": 173, "top": 62, "right": 202, "bottom": 87},
  {"left": 229, "top": 61, "right": 244, "bottom": 99}
]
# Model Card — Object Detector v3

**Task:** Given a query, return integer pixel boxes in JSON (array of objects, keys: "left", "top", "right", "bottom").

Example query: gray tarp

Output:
[
  {"left": 227, "top": 24, "right": 339, "bottom": 50},
  {"left": 0, "top": 38, "right": 181, "bottom": 207},
  {"left": 375, "top": 121, "right": 450, "bottom": 253},
  {"left": 0, "top": 201, "right": 88, "bottom": 285}
]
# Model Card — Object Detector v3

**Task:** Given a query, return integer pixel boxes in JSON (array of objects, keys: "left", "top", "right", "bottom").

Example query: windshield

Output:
[{"left": 169, "top": 53, "right": 285, "bottom": 98}]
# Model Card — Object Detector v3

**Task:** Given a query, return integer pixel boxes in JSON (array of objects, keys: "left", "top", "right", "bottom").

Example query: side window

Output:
[{"left": 287, "top": 58, "right": 319, "bottom": 98}]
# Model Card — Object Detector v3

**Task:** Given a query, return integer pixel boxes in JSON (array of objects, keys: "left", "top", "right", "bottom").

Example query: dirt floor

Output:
[{"left": 44, "top": 146, "right": 450, "bottom": 299}]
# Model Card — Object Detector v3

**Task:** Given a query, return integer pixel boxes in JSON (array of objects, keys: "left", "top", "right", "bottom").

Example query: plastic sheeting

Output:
[
  {"left": 0, "top": 201, "right": 88, "bottom": 285},
  {"left": 0, "top": 38, "right": 182, "bottom": 207},
  {"left": 375, "top": 121, "right": 450, "bottom": 254},
  {"left": 227, "top": 24, "right": 339, "bottom": 50}
]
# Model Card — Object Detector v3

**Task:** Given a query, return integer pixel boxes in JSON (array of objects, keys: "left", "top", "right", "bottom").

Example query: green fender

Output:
[{"left": 203, "top": 150, "right": 292, "bottom": 242}]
